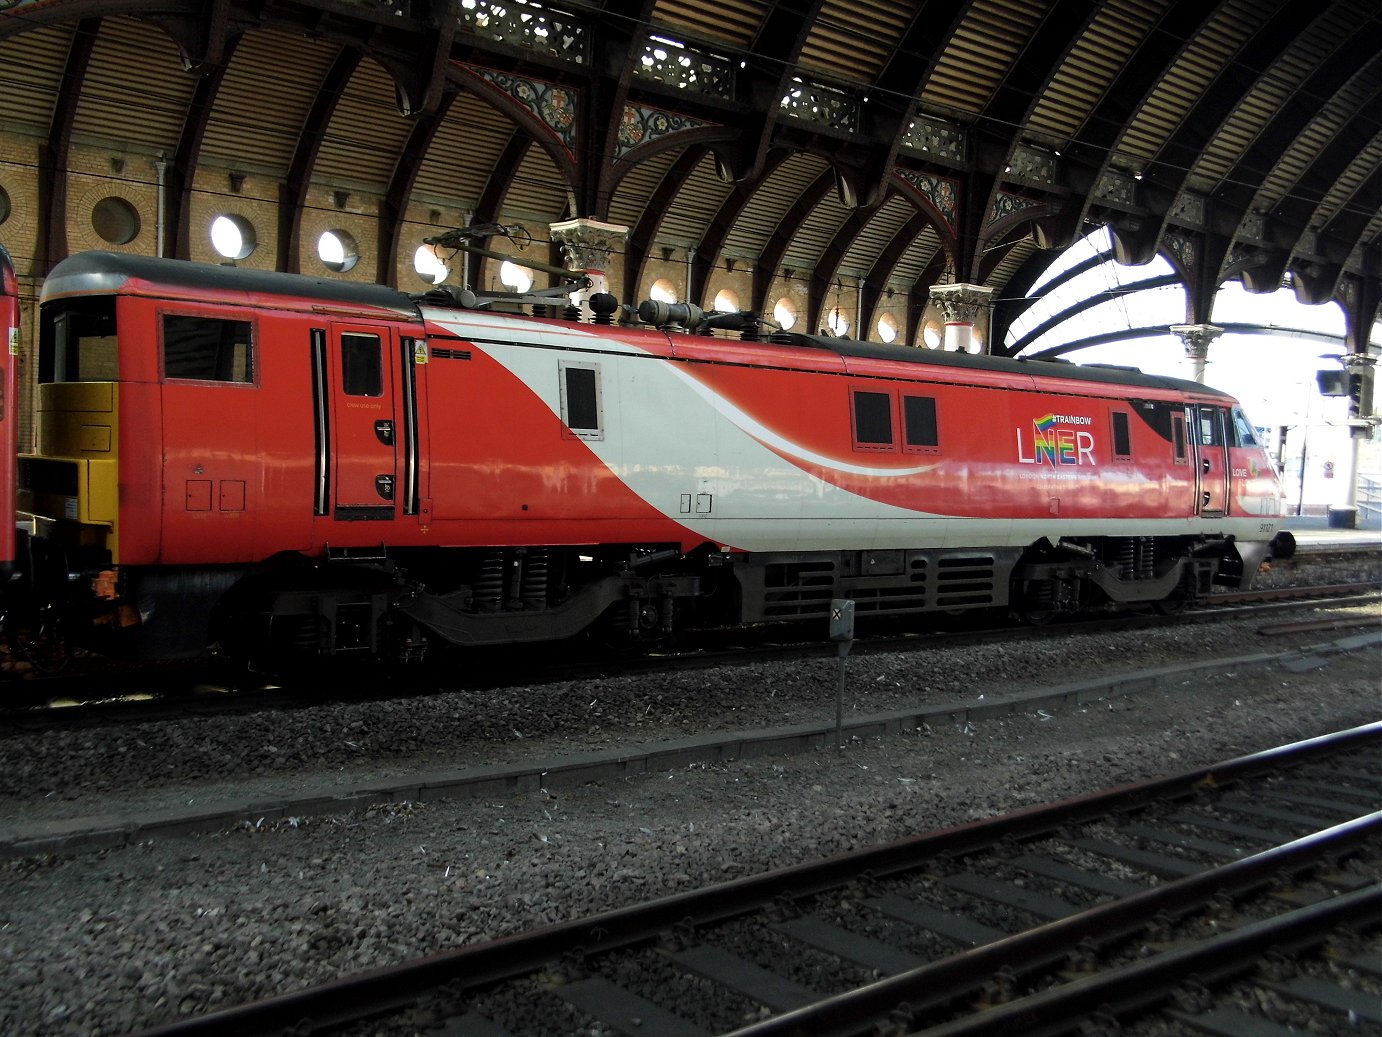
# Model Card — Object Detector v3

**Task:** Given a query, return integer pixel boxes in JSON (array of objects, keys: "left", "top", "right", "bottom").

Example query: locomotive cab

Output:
[{"left": 17, "top": 288, "right": 128, "bottom": 649}]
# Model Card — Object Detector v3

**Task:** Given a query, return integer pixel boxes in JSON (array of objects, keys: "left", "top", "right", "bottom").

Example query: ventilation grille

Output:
[
  {"left": 935, "top": 555, "right": 997, "bottom": 607},
  {"left": 762, "top": 560, "right": 836, "bottom": 617}
]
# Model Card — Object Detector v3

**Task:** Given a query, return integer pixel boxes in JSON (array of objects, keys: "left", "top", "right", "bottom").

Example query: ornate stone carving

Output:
[
  {"left": 901, "top": 114, "right": 966, "bottom": 163},
  {"left": 549, "top": 218, "right": 629, "bottom": 298},
  {"left": 930, "top": 283, "right": 993, "bottom": 353},
  {"left": 455, "top": 0, "right": 588, "bottom": 64},
  {"left": 1163, "top": 230, "right": 1195, "bottom": 276},
  {"left": 634, "top": 40, "right": 734, "bottom": 100},
  {"left": 1170, "top": 323, "right": 1222, "bottom": 382},
  {"left": 1094, "top": 171, "right": 1136, "bottom": 207},
  {"left": 780, "top": 79, "right": 859, "bottom": 133},
  {"left": 468, "top": 68, "right": 577, "bottom": 154},
  {"left": 1169, "top": 192, "right": 1206, "bottom": 228},
  {"left": 989, "top": 191, "right": 1042, "bottom": 228},
  {"left": 929, "top": 283, "right": 994, "bottom": 325},
  {"left": 616, "top": 105, "right": 711, "bottom": 159},
  {"left": 1007, "top": 144, "right": 1056, "bottom": 185},
  {"left": 895, "top": 170, "right": 957, "bottom": 231}
]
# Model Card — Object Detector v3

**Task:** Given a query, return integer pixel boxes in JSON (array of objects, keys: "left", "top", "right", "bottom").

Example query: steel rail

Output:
[
  {"left": 126, "top": 723, "right": 1382, "bottom": 1037},
  {"left": 898, "top": 884, "right": 1382, "bottom": 1037},
  {"left": 726, "top": 813, "right": 1381, "bottom": 1037},
  {"left": 10, "top": 582, "right": 1375, "bottom": 730}
]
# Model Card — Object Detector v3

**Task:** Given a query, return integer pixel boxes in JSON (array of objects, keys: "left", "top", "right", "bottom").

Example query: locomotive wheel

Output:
[
  {"left": 20, "top": 604, "right": 70, "bottom": 674},
  {"left": 1016, "top": 578, "right": 1063, "bottom": 626},
  {"left": 1151, "top": 568, "right": 1196, "bottom": 615},
  {"left": 1152, "top": 586, "right": 1190, "bottom": 615},
  {"left": 595, "top": 601, "right": 668, "bottom": 655},
  {"left": 1018, "top": 605, "right": 1058, "bottom": 626}
]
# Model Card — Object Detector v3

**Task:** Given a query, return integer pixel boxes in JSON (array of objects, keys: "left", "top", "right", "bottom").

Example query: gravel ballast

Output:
[{"left": 1, "top": 605, "right": 1378, "bottom": 1036}]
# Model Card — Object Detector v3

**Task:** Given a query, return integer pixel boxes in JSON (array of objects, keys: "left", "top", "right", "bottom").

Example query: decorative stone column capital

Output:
[
  {"left": 1169, "top": 323, "right": 1222, "bottom": 358},
  {"left": 548, "top": 218, "right": 629, "bottom": 275},
  {"left": 1170, "top": 323, "right": 1223, "bottom": 383},
  {"left": 928, "top": 282, "right": 994, "bottom": 325}
]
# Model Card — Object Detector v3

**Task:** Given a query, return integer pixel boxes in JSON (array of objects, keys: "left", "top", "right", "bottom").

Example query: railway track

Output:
[
  {"left": 2, "top": 581, "right": 1377, "bottom": 733},
  {"left": 128, "top": 723, "right": 1381, "bottom": 1037}
]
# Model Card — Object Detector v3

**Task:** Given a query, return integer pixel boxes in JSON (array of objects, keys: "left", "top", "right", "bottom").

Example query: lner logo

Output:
[{"left": 1016, "top": 413, "right": 1097, "bottom": 466}]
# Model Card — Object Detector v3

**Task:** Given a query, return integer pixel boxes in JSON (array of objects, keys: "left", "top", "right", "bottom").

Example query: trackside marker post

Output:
[{"left": 829, "top": 598, "right": 855, "bottom": 749}]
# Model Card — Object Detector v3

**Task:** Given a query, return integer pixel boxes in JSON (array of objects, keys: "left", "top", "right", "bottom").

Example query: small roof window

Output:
[
  {"left": 414, "top": 244, "right": 448, "bottom": 285},
  {"left": 499, "top": 260, "right": 534, "bottom": 292},
  {"left": 92, "top": 196, "right": 140, "bottom": 245},
  {"left": 318, "top": 230, "right": 359, "bottom": 273},
  {"left": 876, "top": 313, "right": 899, "bottom": 344},
  {"left": 773, "top": 297, "right": 798, "bottom": 331},
  {"left": 210, "top": 214, "right": 256, "bottom": 261}
]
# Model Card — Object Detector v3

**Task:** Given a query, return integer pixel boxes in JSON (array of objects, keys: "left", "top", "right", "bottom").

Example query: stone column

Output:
[
  {"left": 929, "top": 283, "right": 994, "bottom": 353},
  {"left": 1170, "top": 323, "right": 1223, "bottom": 383},
  {"left": 549, "top": 217, "right": 629, "bottom": 319}
]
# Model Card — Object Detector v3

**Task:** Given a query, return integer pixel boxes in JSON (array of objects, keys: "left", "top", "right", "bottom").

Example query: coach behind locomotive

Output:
[{"left": 7, "top": 251, "right": 1287, "bottom": 670}]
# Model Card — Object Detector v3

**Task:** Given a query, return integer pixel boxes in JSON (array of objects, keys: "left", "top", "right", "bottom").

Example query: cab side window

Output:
[
  {"left": 163, "top": 314, "right": 253, "bottom": 383},
  {"left": 341, "top": 333, "right": 382, "bottom": 397},
  {"left": 40, "top": 298, "right": 118, "bottom": 383},
  {"left": 1111, "top": 411, "right": 1132, "bottom": 460},
  {"left": 1171, "top": 411, "right": 1188, "bottom": 464},
  {"left": 1231, "top": 407, "right": 1260, "bottom": 447},
  {"left": 1197, "top": 408, "right": 1224, "bottom": 446}
]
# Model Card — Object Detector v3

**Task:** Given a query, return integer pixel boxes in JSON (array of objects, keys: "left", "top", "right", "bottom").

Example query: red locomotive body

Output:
[{"left": 14, "top": 252, "right": 1288, "bottom": 667}]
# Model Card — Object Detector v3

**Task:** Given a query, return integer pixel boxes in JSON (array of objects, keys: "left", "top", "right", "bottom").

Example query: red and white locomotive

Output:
[{"left": 1, "top": 247, "right": 1288, "bottom": 668}]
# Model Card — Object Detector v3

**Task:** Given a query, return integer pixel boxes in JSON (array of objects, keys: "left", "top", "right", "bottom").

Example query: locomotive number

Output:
[{"left": 1259, "top": 522, "right": 1276, "bottom": 533}]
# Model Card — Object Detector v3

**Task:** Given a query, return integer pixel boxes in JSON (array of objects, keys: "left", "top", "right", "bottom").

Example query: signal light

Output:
[{"left": 1315, "top": 369, "right": 1347, "bottom": 396}]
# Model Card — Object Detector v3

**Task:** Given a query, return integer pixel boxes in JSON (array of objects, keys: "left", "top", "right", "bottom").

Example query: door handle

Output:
[
  {"left": 375, "top": 420, "right": 395, "bottom": 446},
  {"left": 1202, "top": 458, "right": 1211, "bottom": 472},
  {"left": 376, "top": 474, "right": 395, "bottom": 501}
]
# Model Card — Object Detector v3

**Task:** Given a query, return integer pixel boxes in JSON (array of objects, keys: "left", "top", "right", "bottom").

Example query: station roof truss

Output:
[{"left": 1, "top": 0, "right": 1379, "bottom": 353}]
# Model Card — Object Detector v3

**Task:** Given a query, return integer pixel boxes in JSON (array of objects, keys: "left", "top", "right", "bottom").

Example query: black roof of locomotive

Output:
[
  {"left": 779, "top": 332, "right": 1234, "bottom": 398},
  {"left": 42, "top": 252, "right": 1233, "bottom": 401},
  {"left": 41, "top": 251, "right": 420, "bottom": 319}
]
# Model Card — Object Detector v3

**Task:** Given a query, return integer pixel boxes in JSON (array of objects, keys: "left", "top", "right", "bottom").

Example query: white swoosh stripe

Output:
[{"left": 660, "top": 362, "right": 940, "bottom": 478}]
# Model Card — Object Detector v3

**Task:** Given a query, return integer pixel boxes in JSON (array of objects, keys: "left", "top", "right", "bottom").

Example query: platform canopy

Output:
[{"left": 1, "top": 0, "right": 1379, "bottom": 353}]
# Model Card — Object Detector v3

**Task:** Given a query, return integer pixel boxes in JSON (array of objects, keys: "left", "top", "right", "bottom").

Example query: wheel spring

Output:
[
  {"left": 1137, "top": 537, "right": 1155, "bottom": 580},
  {"left": 474, "top": 552, "right": 505, "bottom": 610},
  {"left": 1112, "top": 538, "right": 1135, "bottom": 580},
  {"left": 1029, "top": 580, "right": 1055, "bottom": 608},
  {"left": 521, "top": 549, "right": 549, "bottom": 608},
  {"left": 288, "top": 615, "right": 327, "bottom": 651}
]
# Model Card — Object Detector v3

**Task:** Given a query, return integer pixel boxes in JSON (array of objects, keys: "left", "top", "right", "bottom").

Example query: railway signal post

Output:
[{"left": 830, "top": 598, "right": 855, "bottom": 749}]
